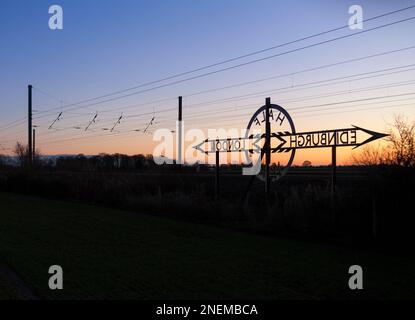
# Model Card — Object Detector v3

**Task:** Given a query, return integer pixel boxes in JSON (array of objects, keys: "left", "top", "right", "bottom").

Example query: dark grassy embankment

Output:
[
  {"left": 0, "top": 166, "right": 414, "bottom": 249},
  {"left": 0, "top": 192, "right": 414, "bottom": 299}
]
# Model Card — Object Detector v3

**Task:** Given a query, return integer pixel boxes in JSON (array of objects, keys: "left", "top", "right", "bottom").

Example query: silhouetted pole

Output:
[
  {"left": 265, "top": 97, "right": 271, "bottom": 203},
  {"left": 372, "top": 194, "right": 377, "bottom": 239},
  {"left": 331, "top": 146, "right": 337, "bottom": 194},
  {"left": 215, "top": 150, "right": 220, "bottom": 201},
  {"left": 32, "top": 128, "right": 36, "bottom": 166},
  {"left": 28, "top": 85, "right": 33, "bottom": 168},
  {"left": 177, "top": 96, "right": 183, "bottom": 167},
  {"left": 331, "top": 146, "right": 337, "bottom": 227}
]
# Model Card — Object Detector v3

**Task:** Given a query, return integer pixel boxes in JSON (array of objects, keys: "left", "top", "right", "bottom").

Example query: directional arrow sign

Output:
[
  {"left": 193, "top": 126, "right": 388, "bottom": 154},
  {"left": 270, "top": 125, "right": 388, "bottom": 153},
  {"left": 192, "top": 99, "right": 391, "bottom": 189},
  {"left": 193, "top": 126, "right": 388, "bottom": 155}
]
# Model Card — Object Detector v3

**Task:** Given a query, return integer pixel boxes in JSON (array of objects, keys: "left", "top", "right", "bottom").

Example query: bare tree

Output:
[
  {"left": 386, "top": 115, "right": 415, "bottom": 167},
  {"left": 352, "top": 143, "right": 388, "bottom": 166},
  {"left": 14, "top": 142, "right": 30, "bottom": 167},
  {"left": 13, "top": 142, "right": 42, "bottom": 167},
  {"left": 352, "top": 115, "right": 415, "bottom": 167}
]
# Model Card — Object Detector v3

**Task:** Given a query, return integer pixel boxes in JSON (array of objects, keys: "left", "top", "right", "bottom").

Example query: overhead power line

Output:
[
  {"left": 31, "top": 45, "right": 415, "bottom": 123},
  {"left": 3, "top": 5, "right": 415, "bottom": 152},
  {"left": 34, "top": 10, "right": 415, "bottom": 115},
  {"left": 65, "top": 3, "right": 414, "bottom": 104},
  {"left": 0, "top": 117, "right": 27, "bottom": 131},
  {"left": 32, "top": 90, "right": 415, "bottom": 147},
  {"left": 85, "top": 112, "right": 98, "bottom": 131},
  {"left": 184, "top": 65, "right": 415, "bottom": 109},
  {"left": 29, "top": 70, "right": 415, "bottom": 140},
  {"left": 48, "top": 112, "right": 62, "bottom": 129}
]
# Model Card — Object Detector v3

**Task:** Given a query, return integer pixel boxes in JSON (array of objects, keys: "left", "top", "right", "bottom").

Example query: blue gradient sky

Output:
[{"left": 1, "top": 0, "right": 415, "bottom": 164}]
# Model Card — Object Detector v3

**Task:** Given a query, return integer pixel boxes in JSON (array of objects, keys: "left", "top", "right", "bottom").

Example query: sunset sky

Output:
[{"left": 1, "top": 0, "right": 415, "bottom": 165}]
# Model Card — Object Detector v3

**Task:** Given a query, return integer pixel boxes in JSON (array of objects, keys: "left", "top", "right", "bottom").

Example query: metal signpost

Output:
[{"left": 193, "top": 97, "right": 388, "bottom": 201}]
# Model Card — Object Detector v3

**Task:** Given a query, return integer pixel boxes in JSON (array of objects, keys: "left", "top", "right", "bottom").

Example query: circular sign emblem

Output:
[{"left": 244, "top": 104, "right": 296, "bottom": 182}]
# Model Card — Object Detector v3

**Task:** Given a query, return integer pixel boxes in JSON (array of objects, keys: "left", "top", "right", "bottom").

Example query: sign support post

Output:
[
  {"left": 265, "top": 97, "right": 271, "bottom": 202},
  {"left": 28, "top": 85, "right": 33, "bottom": 168},
  {"left": 177, "top": 96, "right": 183, "bottom": 168},
  {"left": 215, "top": 150, "right": 220, "bottom": 201},
  {"left": 331, "top": 146, "right": 337, "bottom": 195},
  {"left": 331, "top": 146, "right": 337, "bottom": 227},
  {"left": 33, "top": 128, "right": 36, "bottom": 166}
]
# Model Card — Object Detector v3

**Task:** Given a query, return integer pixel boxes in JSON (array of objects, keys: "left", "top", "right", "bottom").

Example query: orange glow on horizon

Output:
[{"left": 36, "top": 130, "right": 390, "bottom": 166}]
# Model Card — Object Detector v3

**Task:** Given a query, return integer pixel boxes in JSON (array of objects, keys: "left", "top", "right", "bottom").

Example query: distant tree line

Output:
[
  {"left": 3, "top": 115, "right": 414, "bottom": 171},
  {"left": 4, "top": 148, "right": 216, "bottom": 172},
  {"left": 53, "top": 153, "right": 156, "bottom": 171}
]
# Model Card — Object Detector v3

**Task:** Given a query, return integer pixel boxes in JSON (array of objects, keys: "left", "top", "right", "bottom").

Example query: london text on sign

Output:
[{"left": 194, "top": 135, "right": 262, "bottom": 154}]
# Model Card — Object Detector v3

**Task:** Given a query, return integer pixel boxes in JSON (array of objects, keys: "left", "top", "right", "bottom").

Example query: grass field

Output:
[
  {"left": 0, "top": 192, "right": 414, "bottom": 300},
  {"left": 0, "top": 276, "right": 19, "bottom": 299}
]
